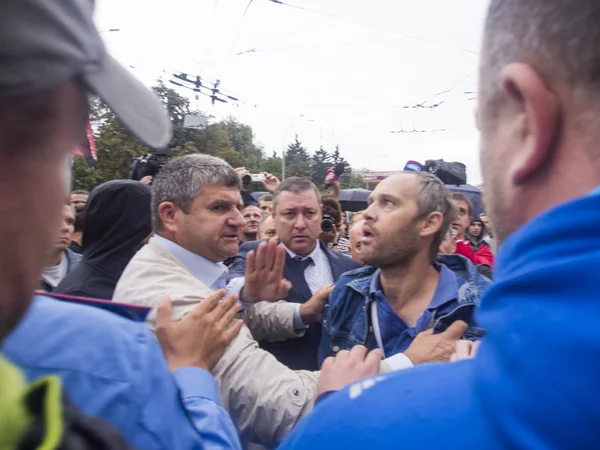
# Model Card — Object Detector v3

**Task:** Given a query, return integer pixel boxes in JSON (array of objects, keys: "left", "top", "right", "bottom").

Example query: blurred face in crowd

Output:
[
  {"left": 258, "top": 199, "right": 273, "bottom": 217},
  {"left": 274, "top": 189, "right": 322, "bottom": 257},
  {"left": 69, "top": 192, "right": 88, "bottom": 208},
  {"left": 159, "top": 185, "right": 246, "bottom": 263},
  {"left": 259, "top": 215, "right": 277, "bottom": 240},
  {"left": 0, "top": 81, "right": 85, "bottom": 340},
  {"left": 361, "top": 173, "right": 441, "bottom": 268},
  {"left": 468, "top": 220, "right": 483, "bottom": 238},
  {"left": 451, "top": 199, "right": 471, "bottom": 238},
  {"left": 349, "top": 218, "right": 364, "bottom": 265},
  {"left": 240, "top": 205, "right": 261, "bottom": 240},
  {"left": 54, "top": 205, "right": 75, "bottom": 253},
  {"left": 480, "top": 214, "right": 490, "bottom": 230}
]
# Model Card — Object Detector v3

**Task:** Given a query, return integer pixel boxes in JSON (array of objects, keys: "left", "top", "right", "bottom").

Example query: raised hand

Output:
[
  {"left": 317, "top": 345, "right": 382, "bottom": 397},
  {"left": 241, "top": 238, "right": 292, "bottom": 303},
  {"left": 156, "top": 290, "right": 243, "bottom": 372},
  {"left": 261, "top": 172, "right": 280, "bottom": 194},
  {"left": 403, "top": 320, "right": 469, "bottom": 365}
]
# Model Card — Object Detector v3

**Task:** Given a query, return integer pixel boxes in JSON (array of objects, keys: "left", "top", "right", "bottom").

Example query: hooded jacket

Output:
[
  {"left": 55, "top": 180, "right": 152, "bottom": 300},
  {"left": 278, "top": 188, "right": 600, "bottom": 450}
]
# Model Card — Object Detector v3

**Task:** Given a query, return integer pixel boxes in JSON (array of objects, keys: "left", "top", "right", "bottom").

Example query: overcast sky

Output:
[{"left": 96, "top": 0, "right": 490, "bottom": 184}]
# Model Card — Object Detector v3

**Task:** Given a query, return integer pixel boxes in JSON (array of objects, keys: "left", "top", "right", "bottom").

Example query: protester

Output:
[
  {"left": 0, "top": 0, "right": 245, "bottom": 447},
  {"left": 257, "top": 193, "right": 274, "bottom": 217},
  {"left": 39, "top": 204, "right": 82, "bottom": 292},
  {"left": 55, "top": 180, "right": 153, "bottom": 300},
  {"left": 479, "top": 213, "right": 497, "bottom": 253},
  {"left": 239, "top": 204, "right": 262, "bottom": 243},
  {"left": 348, "top": 213, "right": 365, "bottom": 264},
  {"left": 69, "top": 204, "right": 85, "bottom": 254},
  {"left": 259, "top": 214, "right": 277, "bottom": 240},
  {"left": 319, "top": 172, "right": 489, "bottom": 369},
  {"left": 451, "top": 193, "right": 495, "bottom": 267},
  {"left": 69, "top": 189, "right": 89, "bottom": 208},
  {"left": 114, "top": 155, "right": 327, "bottom": 448},
  {"left": 278, "top": 0, "right": 600, "bottom": 448},
  {"left": 466, "top": 217, "right": 491, "bottom": 254},
  {"left": 229, "top": 178, "right": 360, "bottom": 370}
]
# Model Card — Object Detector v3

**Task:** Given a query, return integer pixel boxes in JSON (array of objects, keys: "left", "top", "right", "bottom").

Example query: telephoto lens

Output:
[{"left": 321, "top": 214, "right": 334, "bottom": 232}]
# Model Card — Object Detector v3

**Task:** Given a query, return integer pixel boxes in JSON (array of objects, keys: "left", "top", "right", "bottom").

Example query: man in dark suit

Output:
[{"left": 229, "top": 177, "right": 360, "bottom": 370}]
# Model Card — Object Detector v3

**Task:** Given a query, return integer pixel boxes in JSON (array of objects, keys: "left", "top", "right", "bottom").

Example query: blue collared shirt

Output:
[
  {"left": 370, "top": 263, "right": 462, "bottom": 357},
  {"left": 3, "top": 295, "right": 242, "bottom": 450}
]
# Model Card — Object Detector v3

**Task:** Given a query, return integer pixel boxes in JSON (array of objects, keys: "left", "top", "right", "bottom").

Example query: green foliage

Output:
[{"left": 75, "top": 82, "right": 364, "bottom": 193}]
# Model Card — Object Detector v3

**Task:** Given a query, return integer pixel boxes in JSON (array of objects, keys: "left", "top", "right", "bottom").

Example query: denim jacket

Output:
[{"left": 318, "top": 254, "right": 490, "bottom": 366}]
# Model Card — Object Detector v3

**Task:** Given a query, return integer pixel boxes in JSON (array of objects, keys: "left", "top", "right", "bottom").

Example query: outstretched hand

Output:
[
  {"left": 403, "top": 320, "right": 469, "bottom": 365},
  {"left": 156, "top": 290, "right": 243, "bottom": 372},
  {"left": 241, "top": 238, "right": 291, "bottom": 303}
]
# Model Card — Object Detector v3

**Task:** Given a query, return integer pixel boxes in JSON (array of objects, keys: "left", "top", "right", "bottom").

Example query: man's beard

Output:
[{"left": 362, "top": 219, "right": 420, "bottom": 268}]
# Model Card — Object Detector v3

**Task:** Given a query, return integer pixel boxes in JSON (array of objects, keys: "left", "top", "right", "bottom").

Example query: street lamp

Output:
[
  {"left": 282, "top": 115, "right": 315, "bottom": 180},
  {"left": 99, "top": 28, "right": 120, "bottom": 34}
]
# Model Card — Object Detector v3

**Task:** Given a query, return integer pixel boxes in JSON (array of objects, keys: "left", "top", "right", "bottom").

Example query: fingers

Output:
[
  {"left": 216, "top": 295, "right": 242, "bottom": 328},
  {"left": 246, "top": 250, "right": 256, "bottom": 277},
  {"left": 276, "top": 279, "right": 292, "bottom": 299},
  {"left": 454, "top": 340, "right": 473, "bottom": 360},
  {"left": 191, "top": 289, "right": 225, "bottom": 318},
  {"left": 155, "top": 297, "right": 173, "bottom": 334},
  {"left": 222, "top": 319, "right": 244, "bottom": 344},
  {"left": 364, "top": 348, "right": 383, "bottom": 371},
  {"left": 442, "top": 320, "right": 469, "bottom": 340},
  {"left": 271, "top": 242, "right": 286, "bottom": 280},
  {"left": 471, "top": 340, "right": 481, "bottom": 358},
  {"left": 255, "top": 241, "right": 267, "bottom": 271},
  {"left": 318, "top": 284, "right": 334, "bottom": 297},
  {"left": 348, "top": 345, "right": 368, "bottom": 362}
]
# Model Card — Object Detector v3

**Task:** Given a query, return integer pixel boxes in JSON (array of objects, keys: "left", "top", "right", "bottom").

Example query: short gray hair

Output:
[
  {"left": 481, "top": 1, "right": 600, "bottom": 117},
  {"left": 408, "top": 171, "right": 456, "bottom": 260},
  {"left": 152, "top": 154, "right": 240, "bottom": 231},
  {"left": 272, "top": 177, "right": 321, "bottom": 211}
]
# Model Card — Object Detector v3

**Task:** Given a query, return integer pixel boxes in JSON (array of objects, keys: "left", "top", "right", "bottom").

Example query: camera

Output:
[
  {"left": 321, "top": 214, "right": 335, "bottom": 233},
  {"left": 130, "top": 149, "right": 169, "bottom": 183},
  {"left": 241, "top": 173, "right": 266, "bottom": 185}
]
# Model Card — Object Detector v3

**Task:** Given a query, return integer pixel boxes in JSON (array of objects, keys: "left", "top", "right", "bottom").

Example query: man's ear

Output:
[
  {"left": 158, "top": 202, "right": 181, "bottom": 233},
  {"left": 501, "top": 63, "right": 560, "bottom": 185},
  {"left": 420, "top": 211, "right": 443, "bottom": 239}
]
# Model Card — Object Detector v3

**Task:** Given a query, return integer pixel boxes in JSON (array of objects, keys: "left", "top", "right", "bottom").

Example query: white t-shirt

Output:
[{"left": 42, "top": 255, "right": 68, "bottom": 288}]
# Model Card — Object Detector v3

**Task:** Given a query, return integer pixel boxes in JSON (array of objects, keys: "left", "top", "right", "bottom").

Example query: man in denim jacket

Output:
[{"left": 319, "top": 172, "right": 490, "bottom": 370}]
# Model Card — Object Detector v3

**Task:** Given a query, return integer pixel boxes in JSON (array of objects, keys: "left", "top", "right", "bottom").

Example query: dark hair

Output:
[
  {"left": 451, "top": 192, "right": 473, "bottom": 217},
  {"left": 258, "top": 194, "right": 273, "bottom": 204},
  {"left": 273, "top": 177, "right": 321, "bottom": 211},
  {"left": 322, "top": 196, "right": 343, "bottom": 229}
]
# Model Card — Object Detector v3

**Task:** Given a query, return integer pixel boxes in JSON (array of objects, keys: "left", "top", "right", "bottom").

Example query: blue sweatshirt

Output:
[{"left": 279, "top": 188, "right": 600, "bottom": 449}]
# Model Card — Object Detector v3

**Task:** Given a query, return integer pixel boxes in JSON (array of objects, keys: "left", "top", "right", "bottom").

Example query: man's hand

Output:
[
  {"left": 450, "top": 340, "right": 481, "bottom": 362},
  {"left": 235, "top": 167, "right": 249, "bottom": 177},
  {"left": 262, "top": 172, "right": 280, "bottom": 194},
  {"left": 241, "top": 238, "right": 292, "bottom": 303},
  {"left": 300, "top": 284, "right": 334, "bottom": 324},
  {"left": 317, "top": 346, "right": 382, "bottom": 397},
  {"left": 439, "top": 230, "right": 457, "bottom": 254},
  {"left": 156, "top": 290, "right": 243, "bottom": 372},
  {"left": 139, "top": 175, "right": 153, "bottom": 185},
  {"left": 403, "top": 320, "right": 469, "bottom": 365}
]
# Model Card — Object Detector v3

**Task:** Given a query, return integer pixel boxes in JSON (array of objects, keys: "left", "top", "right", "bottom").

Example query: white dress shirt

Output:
[{"left": 284, "top": 243, "right": 334, "bottom": 295}]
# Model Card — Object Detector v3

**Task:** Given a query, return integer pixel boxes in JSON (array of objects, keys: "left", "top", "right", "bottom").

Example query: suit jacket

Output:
[
  {"left": 113, "top": 238, "right": 319, "bottom": 449},
  {"left": 228, "top": 239, "right": 361, "bottom": 370}
]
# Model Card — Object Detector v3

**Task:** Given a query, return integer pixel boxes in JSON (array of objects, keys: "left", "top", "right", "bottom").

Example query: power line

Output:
[{"left": 265, "top": 0, "right": 479, "bottom": 56}]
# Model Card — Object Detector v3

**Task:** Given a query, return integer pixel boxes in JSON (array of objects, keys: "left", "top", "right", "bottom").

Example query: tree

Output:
[
  {"left": 311, "top": 147, "right": 332, "bottom": 188},
  {"left": 261, "top": 154, "right": 283, "bottom": 180},
  {"left": 284, "top": 137, "right": 311, "bottom": 179}
]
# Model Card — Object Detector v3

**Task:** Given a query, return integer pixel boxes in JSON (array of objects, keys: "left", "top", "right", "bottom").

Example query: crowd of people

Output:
[{"left": 1, "top": 0, "right": 600, "bottom": 448}]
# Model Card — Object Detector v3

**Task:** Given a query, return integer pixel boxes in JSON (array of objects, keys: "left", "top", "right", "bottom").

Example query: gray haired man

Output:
[{"left": 114, "top": 154, "right": 329, "bottom": 448}]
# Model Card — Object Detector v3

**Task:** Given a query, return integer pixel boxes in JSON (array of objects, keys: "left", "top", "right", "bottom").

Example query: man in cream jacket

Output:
[{"left": 114, "top": 154, "right": 328, "bottom": 449}]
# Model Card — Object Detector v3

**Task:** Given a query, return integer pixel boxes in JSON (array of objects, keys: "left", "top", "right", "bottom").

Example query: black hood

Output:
[{"left": 83, "top": 180, "right": 152, "bottom": 277}]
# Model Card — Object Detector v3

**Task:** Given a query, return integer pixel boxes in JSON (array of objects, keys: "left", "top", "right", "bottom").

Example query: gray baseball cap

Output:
[{"left": 0, "top": 0, "right": 171, "bottom": 148}]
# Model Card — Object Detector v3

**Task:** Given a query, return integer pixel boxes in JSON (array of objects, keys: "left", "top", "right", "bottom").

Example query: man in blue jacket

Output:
[
  {"left": 279, "top": 0, "right": 600, "bottom": 448},
  {"left": 319, "top": 172, "right": 489, "bottom": 370}
]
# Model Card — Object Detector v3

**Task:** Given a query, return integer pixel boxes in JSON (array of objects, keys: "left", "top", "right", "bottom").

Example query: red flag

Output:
[{"left": 72, "top": 121, "right": 97, "bottom": 168}]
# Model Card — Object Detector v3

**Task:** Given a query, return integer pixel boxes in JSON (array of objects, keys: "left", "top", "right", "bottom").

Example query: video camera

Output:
[
  {"left": 241, "top": 173, "right": 266, "bottom": 185},
  {"left": 404, "top": 159, "right": 467, "bottom": 185},
  {"left": 130, "top": 149, "right": 170, "bottom": 183}
]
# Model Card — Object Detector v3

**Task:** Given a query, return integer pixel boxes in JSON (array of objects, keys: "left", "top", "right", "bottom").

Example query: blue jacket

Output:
[
  {"left": 319, "top": 254, "right": 489, "bottom": 366},
  {"left": 229, "top": 239, "right": 360, "bottom": 370},
  {"left": 278, "top": 189, "right": 600, "bottom": 450},
  {"left": 3, "top": 295, "right": 241, "bottom": 450}
]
